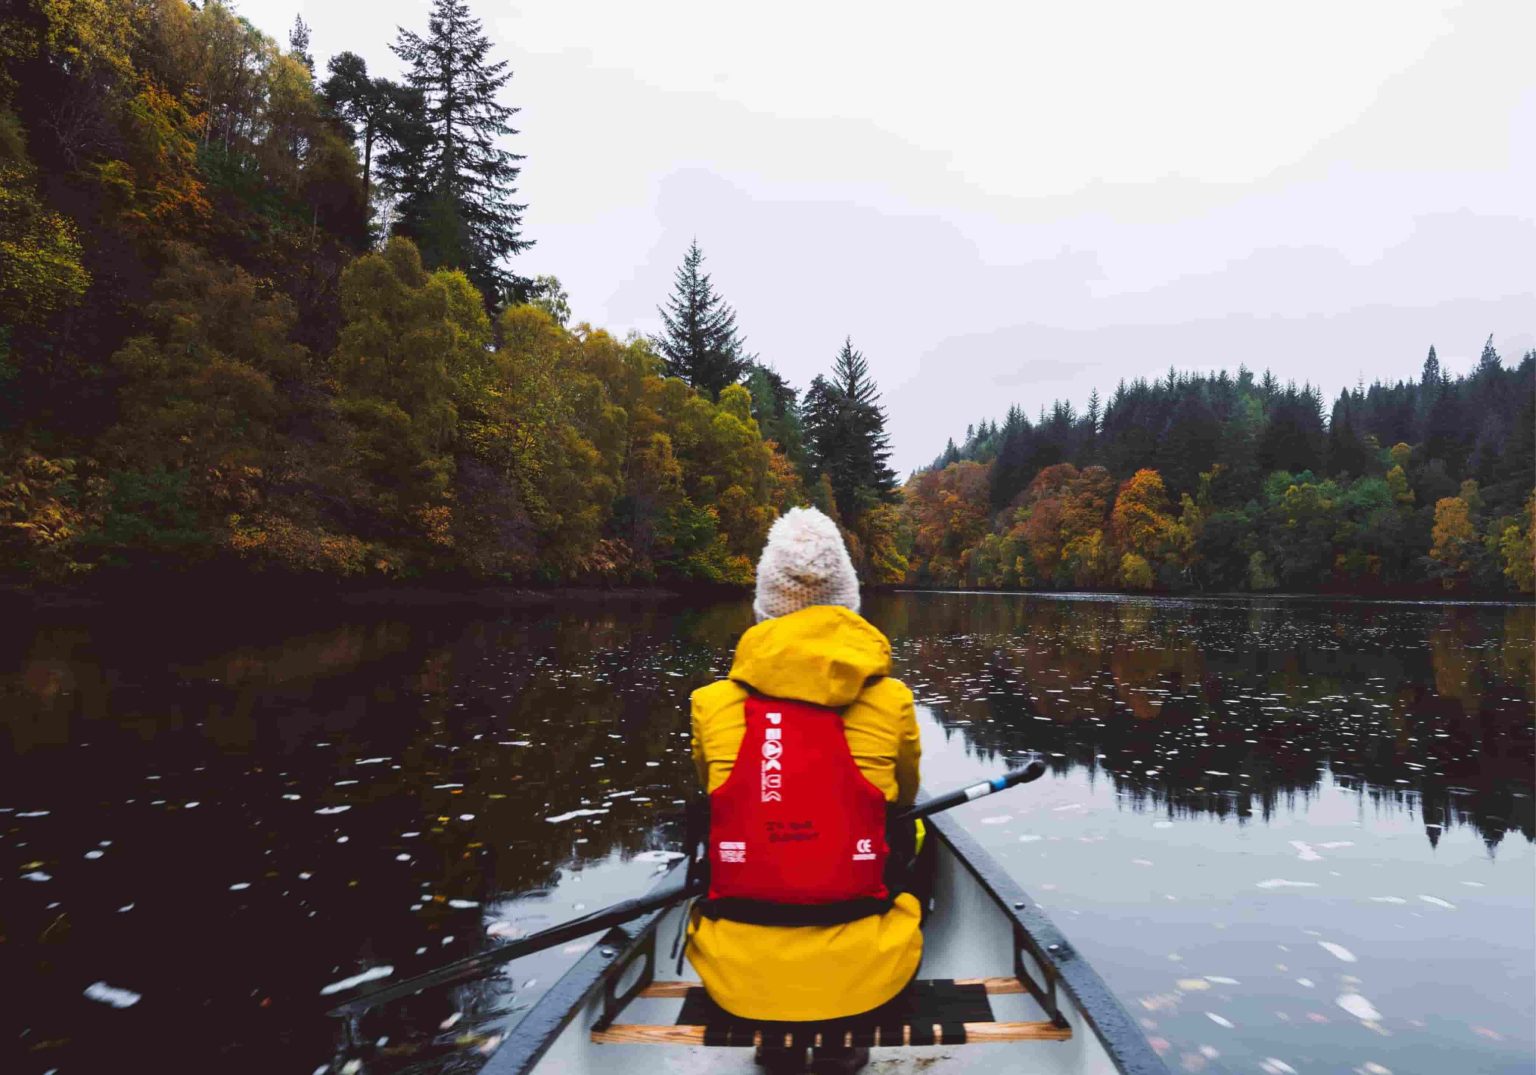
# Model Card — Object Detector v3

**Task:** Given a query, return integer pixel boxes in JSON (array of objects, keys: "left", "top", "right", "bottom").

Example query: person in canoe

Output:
[{"left": 687, "top": 506, "right": 924, "bottom": 1074}]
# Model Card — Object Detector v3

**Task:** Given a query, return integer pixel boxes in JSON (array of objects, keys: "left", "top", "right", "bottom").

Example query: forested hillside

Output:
[
  {"left": 1, "top": 1, "right": 1529, "bottom": 597},
  {"left": 906, "top": 351, "right": 1535, "bottom": 594},
  {"left": 0, "top": 0, "right": 905, "bottom": 588}
]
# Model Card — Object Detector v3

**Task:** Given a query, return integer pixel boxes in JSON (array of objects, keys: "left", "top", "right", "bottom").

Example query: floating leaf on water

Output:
[
  {"left": 319, "top": 965, "right": 394, "bottom": 996},
  {"left": 1337, "top": 993, "right": 1382, "bottom": 1021},
  {"left": 1318, "top": 942, "right": 1357, "bottom": 962},
  {"left": 84, "top": 981, "right": 141, "bottom": 1008},
  {"left": 1288, "top": 840, "right": 1322, "bottom": 862},
  {"left": 543, "top": 808, "right": 609, "bottom": 823}
]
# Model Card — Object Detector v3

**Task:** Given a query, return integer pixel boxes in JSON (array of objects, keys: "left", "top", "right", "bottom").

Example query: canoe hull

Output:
[{"left": 484, "top": 808, "right": 1169, "bottom": 1075}]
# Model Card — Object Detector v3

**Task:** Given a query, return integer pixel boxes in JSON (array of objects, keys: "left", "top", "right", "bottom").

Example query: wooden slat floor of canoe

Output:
[
  {"left": 638, "top": 977, "right": 1027, "bottom": 999},
  {"left": 591, "top": 1021, "right": 1072, "bottom": 1046}
]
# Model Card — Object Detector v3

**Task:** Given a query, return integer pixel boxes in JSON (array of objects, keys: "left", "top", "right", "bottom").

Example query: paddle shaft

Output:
[
  {"left": 326, "top": 761, "right": 1047, "bottom": 1017},
  {"left": 900, "top": 759, "right": 1047, "bottom": 821}
]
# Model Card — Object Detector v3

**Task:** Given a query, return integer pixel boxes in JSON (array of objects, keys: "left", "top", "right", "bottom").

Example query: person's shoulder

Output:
[
  {"left": 860, "top": 675, "right": 914, "bottom": 709},
  {"left": 692, "top": 678, "right": 748, "bottom": 714}
]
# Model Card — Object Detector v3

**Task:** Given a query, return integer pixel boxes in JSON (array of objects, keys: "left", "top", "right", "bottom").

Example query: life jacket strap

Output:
[{"left": 694, "top": 894, "right": 896, "bottom": 926}]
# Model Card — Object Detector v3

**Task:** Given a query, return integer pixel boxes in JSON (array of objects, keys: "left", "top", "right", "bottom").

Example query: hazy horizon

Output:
[{"left": 243, "top": 0, "right": 1535, "bottom": 471}]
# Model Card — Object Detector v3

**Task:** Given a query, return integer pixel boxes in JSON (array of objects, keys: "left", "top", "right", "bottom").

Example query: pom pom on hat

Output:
[{"left": 753, "top": 506, "right": 860, "bottom": 621}]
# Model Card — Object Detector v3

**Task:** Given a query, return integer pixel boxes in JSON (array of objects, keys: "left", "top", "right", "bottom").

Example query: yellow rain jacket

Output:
[{"left": 686, "top": 604, "right": 923, "bottom": 1021}]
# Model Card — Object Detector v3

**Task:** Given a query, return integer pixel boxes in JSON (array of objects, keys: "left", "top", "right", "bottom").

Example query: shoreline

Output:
[
  {"left": 5, "top": 572, "right": 1527, "bottom": 618},
  {"left": 891, "top": 586, "right": 1534, "bottom": 608},
  {"left": 0, "top": 574, "right": 754, "bottom": 617}
]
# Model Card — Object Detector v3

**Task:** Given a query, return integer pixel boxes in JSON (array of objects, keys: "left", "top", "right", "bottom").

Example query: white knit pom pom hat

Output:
[{"left": 753, "top": 506, "right": 860, "bottom": 622}]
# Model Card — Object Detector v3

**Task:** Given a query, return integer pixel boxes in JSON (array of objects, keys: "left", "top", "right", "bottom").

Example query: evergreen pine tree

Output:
[
  {"left": 651, "top": 240, "right": 749, "bottom": 399},
  {"left": 1421, "top": 345, "right": 1442, "bottom": 387},
  {"left": 803, "top": 337, "right": 898, "bottom": 522},
  {"left": 288, "top": 16, "right": 314, "bottom": 75},
  {"left": 392, "top": 0, "right": 531, "bottom": 304},
  {"left": 1476, "top": 334, "right": 1501, "bottom": 375},
  {"left": 744, "top": 362, "right": 806, "bottom": 471},
  {"left": 323, "top": 53, "right": 427, "bottom": 221}
]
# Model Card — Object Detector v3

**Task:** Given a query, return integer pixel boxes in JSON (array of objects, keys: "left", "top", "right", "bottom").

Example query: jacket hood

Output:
[{"left": 728, "top": 605, "right": 891, "bottom": 707}]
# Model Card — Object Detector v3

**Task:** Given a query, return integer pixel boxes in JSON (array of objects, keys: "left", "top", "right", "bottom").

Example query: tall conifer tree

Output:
[
  {"left": 392, "top": 0, "right": 530, "bottom": 304},
  {"left": 322, "top": 53, "right": 426, "bottom": 221},
  {"left": 651, "top": 240, "right": 749, "bottom": 398},
  {"left": 804, "top": 337, "right": 898, "bottom": 522},
  {"left": 288, "top": 16, "right": 314, "bottom": 75}
]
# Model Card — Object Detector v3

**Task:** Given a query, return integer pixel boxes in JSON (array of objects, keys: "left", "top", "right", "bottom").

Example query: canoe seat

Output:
[{"left": 590, "top": 977, "right": 1072, "bottom": 1047}]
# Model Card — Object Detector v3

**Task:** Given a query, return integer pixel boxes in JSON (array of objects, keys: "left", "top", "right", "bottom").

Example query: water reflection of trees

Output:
[
  {"left": 3, "top": 595, "right": 1528, "bottom": 1071},
  {"left": 872, "top": 594, "right": 1535, "bottom": 852},
  {"left": 0, "top": 602, "right": 750, "bottom": 1072}
]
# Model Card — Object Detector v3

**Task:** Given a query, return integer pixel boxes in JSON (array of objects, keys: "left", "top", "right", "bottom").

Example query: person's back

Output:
[{"left": 686, "top": 508, "right": 923, "bottom": 1073}]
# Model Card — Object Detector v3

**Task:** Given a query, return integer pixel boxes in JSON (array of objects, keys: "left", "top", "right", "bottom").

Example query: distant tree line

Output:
[
  {"left": 908, "top": 347, "right": 1535, "bottom": 594},
  {"left": 0, "top": 0, "right": 906, "bottom": 587}
]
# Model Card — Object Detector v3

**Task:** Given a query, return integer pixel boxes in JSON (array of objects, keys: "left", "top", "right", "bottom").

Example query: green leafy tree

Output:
[
  {"left": 331, "top": 237, "right": 492, "bottom": 561},
  {"left": 527, "top": 274, "right": 571, "bottom": 326},
  {"left": 0, "top": 107, "right": 89, "bottom": 333}
]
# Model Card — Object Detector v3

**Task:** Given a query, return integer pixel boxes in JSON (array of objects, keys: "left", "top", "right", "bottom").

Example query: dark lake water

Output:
[{"left": 2, "top": 592, "right": 1531, "bottom": 1075}]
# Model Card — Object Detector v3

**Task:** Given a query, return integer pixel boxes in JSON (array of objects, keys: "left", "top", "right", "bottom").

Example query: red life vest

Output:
[{"left": 706, "top": 694, "right": 890, "bottom": 911}]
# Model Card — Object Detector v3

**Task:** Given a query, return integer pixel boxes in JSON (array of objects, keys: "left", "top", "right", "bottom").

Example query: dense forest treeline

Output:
[
  {"left": 0, "top": 0, "right": 904, "bottom": 588},
  {"left": 907, "top": 349, "right": 1535, "bottom": 594},
  {"left": 1, "top": 0, "right": 1530, "bottom": 596}
]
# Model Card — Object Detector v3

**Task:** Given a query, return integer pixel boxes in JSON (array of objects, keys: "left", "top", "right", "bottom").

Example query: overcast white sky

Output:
[{"left": 242, "top": 0, "right": 1534, "bottom": 471}]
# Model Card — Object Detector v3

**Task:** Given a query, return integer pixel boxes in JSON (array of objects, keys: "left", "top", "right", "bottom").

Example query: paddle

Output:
[{"left": 325, "top": 760, "right": 1047, "bottom": 1017}]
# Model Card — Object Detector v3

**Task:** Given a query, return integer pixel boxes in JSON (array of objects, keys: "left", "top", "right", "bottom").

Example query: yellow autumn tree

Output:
[
  {"left": 1110, "top": 468, "right": 1175, "bottom": 578},
  {"left": 1495, "top": 493, "right": 1535, "bottom": 593},
  {"left": 1428, "top": 496, "right": 1476, "bottom": 589}
]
